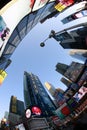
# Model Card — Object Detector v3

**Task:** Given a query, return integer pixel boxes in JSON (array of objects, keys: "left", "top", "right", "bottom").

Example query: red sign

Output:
[
  {"left": 61, "top": 106, "right": 70, "bottom": 115},
  {"left": 31, "top": 106, "right": 42, "bottom": 115}
]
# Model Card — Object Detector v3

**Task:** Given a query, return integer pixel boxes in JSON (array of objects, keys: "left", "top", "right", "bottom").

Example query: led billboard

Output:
[
  {"left": 73, "top": 86, "right": 87, "bottom": 102},
  {"left": 32, "top": 0, "right": 49, "bottom": 11}
]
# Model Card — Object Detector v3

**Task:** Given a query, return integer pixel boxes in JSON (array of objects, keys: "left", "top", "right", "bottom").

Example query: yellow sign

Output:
[
  {"left": 0, "top": 70, "right": 7, "bottom": 85},
  {"left": 55, "top": 2, "right": 66, "bottom": 12}
]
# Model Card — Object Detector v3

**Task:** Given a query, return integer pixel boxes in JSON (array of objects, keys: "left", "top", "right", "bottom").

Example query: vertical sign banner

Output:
[
  {"left": 32, "top": 0, "right": 49, "bottom": 11},
  {"left": 0, "top": 70, "right": 7, "bottom": 85}
]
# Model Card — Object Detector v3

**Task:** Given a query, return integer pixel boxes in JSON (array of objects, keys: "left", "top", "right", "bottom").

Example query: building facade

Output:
[
  {"left": 8, "top": 95, "right": 25, "bottom": 125},
  {"left": 69, "top": 49, "right": 87, "bottom": 62},
  {"left": 0, "top": 0, "right": 58, "bottom": 71},
  {"left": 45, "top": 82, "right": 56, "bottom": 97},
  {"left": 23, "top": 71, "right": 56, "bottom": 117},
  {"left": 51, "top": 1, "right": 87, "bottom": 49},
  {"left": 56, "top": 61, "right": 85, "bottom": 82}
]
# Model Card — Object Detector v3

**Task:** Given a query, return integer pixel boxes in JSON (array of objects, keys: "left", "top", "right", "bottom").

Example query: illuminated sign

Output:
[
  {"left": 26, "top": 109, "right": 31, "bottom": 118},
  {"left": 0, "top": 69, "right": 7, "bottom": 85},
  {"left": 55, "top": 0, "right": 74, "bottom": 12},
  {"left": 55, "top": 103, "right": 70, "bottom": 119},
  {"left": 31, "top": 106, "right": 42, "bottom": 115},
  {"left": 32, "top": 0, "right": 49, "bottom": 11},
  {"left": 73, "top": 86, "right": 87, "bottom": 102}
]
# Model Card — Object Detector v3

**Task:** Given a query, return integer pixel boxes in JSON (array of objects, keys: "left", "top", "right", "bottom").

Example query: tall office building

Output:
[
  {"left": 60, "top": 77, "right": 72, "bottom": 87},
  {"left": 52, "top": 1, "right": 87, "bottom": 49},
  {"left": 23, "top": 71, "right": 56, "bottom": 117},
  {"left": 53, "top": 88, "right": 65, "bottom": 107},
  {"left": 56, "top": 61, "right": 85, "bottom": 82},
  {"left": 55, "top": 63, "right": 69, "bottom": 75},
  {"left": 45, "top": 82, "right": 56, "bottom": 97},
  {"left": 69, "top": 49, "right": 87, "bottom": 62},
  {"left": 8, "top": 95, "right": 25, "bottom": 125}
]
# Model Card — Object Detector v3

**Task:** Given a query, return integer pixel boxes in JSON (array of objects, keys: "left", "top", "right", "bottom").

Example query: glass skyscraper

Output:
[{"left": 23, "top": 71, "right": 56, "bottom": 117}]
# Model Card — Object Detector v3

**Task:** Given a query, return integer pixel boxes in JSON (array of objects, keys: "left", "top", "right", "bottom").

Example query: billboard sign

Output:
[
  {"left": 0, "top": 69, "right": 7, "bottom": 85},
  {"left": 73, "top": 86, "right": 87, "bottom": 102},
  {"left": 32, "top": 0, "right": 49, "bottom": 11},
  {"left": 0, "top": 0, "right": 34, "bottom": 57},
  {"left": 55, "top": 0, "right": 74, "bottom": 12},
  {"left": 55, "top": 103, "right": 70, "bottom": 119}
]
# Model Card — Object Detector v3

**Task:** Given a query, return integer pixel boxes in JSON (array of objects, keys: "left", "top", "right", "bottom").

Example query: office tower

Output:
[
  {"left": 60, "top": 77, "right": 72, "bottom": 87},
  {"left": 56, "top": 61, "right": 85, "bottom": 82},
  {"left": 45, "top": 82, "right": 56, "bottom": 97},
  {"left": 53, "top": 88, "right": 65, "bottom": 107},
  {"left": 55, "top": 63, "right": 69, "bottom": 75},
  {"left": 69, "top": 49, "right": 87, "bottom": 62},
  {"left": 0, "top": 1, "right": 58, "bottom": 70},
  {"left": 8, "top": 95, "right": 25, "bottom": 125},
  {"left": 52, "top": 1, "right": 87, "bottom": 49},
  {"left": 23, "top": 71, "right": 56, "bottom": 117}
]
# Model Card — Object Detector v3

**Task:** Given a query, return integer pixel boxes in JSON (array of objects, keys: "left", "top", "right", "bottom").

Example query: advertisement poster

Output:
[{"left": 32, "top": 0, "right": 49, "bottom": 11}]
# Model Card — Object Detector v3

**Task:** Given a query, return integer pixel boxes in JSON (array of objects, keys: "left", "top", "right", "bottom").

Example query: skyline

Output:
[{"left": 0, "top": 16, "right": 84, "bottom": 120}]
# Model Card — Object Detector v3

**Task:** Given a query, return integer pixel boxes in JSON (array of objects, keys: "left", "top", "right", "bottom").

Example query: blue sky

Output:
[{"left": 0, "top": 16, "right": 82, "bottom": 120}]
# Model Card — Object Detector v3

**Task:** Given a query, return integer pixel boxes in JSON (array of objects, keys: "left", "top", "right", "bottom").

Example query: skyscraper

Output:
[
  {"left": 8, "top": 95, "right": 25, "bottom": 125},
  {"left": 69, "top": 49, "right": 87, "bottom": 62},
  {"left": 23, "top": 71, "right": 56, "bottom": 117},
  {"left": 60, "top": 77, "right": 72, "bottom": 88},
  {"left": 56, "top": 61, "right": 85, "bottom": 82},
  {"left": 45, "top": 82, "right": 56, "bottom": 97},
  {"left": 52, "top": 1, "right": 87, "bottom": 49},
  {"left": 55, "top": 63, "right": 69, "bottom": 75}
]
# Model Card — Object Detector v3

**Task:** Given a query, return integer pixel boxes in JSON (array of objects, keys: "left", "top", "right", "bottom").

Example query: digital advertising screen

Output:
[{"left": 73, "top": 86, "right": 87, "bottom": 102}]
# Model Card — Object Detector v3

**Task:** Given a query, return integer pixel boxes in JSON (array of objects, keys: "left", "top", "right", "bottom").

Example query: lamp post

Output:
[{"left": 40, "top": 30, "right": 56, "bottom": 47}]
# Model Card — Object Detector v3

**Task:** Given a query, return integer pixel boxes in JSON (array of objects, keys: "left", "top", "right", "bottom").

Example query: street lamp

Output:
[{"left": 40, "top": 30, "right": 56, "bottom": 47}]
